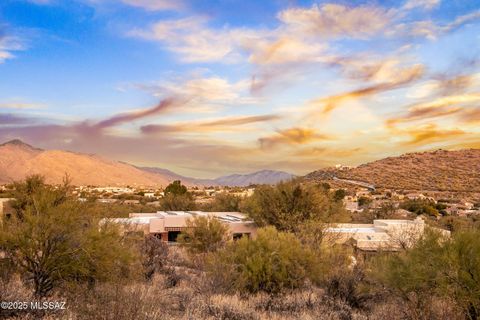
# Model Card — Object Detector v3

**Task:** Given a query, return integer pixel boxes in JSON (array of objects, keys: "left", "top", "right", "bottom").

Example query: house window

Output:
[
  {"left": 168, "top": 231, "right": 182, "bottom": 242},
  {"left": 233, "top": 233, "right": 250, "bottom": 240}
]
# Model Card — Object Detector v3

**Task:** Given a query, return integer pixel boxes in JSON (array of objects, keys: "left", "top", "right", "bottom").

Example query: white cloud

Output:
[
  {"left": 277, "top": 4, "right": 393, "bottom": 39},
  {"left": 403, "top": 0, "right": 440, "bottom": 11},
  {"left": 129, "top": 17, "right": 265, "bottom": 63},
  {"left": 120, "top": 0, "right": 182, "bottom": 11},
  {"left": 0, "top": 102, "right": 46, "bottom": 110},
  {"left": 25, "top": 0, "right": 53, "bottom": 4},
  {"left": 0, "top": 36, "right": 24, "bottom": 64},
  {"left": 247, "top": 36, "right": 327, "bottom": 65}
]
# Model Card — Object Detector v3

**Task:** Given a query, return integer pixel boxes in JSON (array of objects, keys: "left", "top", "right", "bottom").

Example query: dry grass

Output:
[
  {"left": 0, "top": 245, "right": 465, "bottom": 320},
  {"left": 0, "top": 275, "right": 462, "bottom": 320}
]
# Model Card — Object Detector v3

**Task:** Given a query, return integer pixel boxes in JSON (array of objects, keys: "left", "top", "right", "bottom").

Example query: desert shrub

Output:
[
  {"left": 140, "top": 235, "right": 169, "bottom": 281},
  {"left": 371, "top": 229, "right": 447, "bottom": 318},
  {"left": 358, "top": 196, "right": 372, "bottom": 208},
  {"left": 164, "top": 180, "right": 188, "bottom": 195},
  {"left": 242, "top": 180, "right": 348, "bottom": 232},
  {"left": 444, "top": 230, "right": 480, "bottom": 319},
  {"left": 0, "top": 175, "right": 140, "bottom": 297},
  {"left": 401, "top": 199, "right": 440, "bottom": 217},
  {"left": 333, "top": 189, "right": 347, "bottom": 201},
  {"left": 160, "top": 193, "right": 196, "bottom": 211},
  {"left": 324, "top": 266, "right": 375, "bottom": 310},
  {"left": 204, "top": 193, "right": 243, "bottom": 212},
  {"left": 207, "top": 227, "right": 320, "bottom": 294},
  {"left": 178, "top": 215, "right": 229, "bottom": 255},
  {"left": 372, "top": 228, "right": 480, "bottom": 319}
]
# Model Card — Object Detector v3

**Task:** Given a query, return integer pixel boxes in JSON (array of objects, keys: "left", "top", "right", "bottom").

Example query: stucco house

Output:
[{"left": 102, "top": 211, "right": 257, "bottom": 242}]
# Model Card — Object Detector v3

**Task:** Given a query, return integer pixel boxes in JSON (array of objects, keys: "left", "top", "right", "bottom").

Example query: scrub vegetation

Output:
[{"left": 1, "top": 176, "right": 479, "bottom": 319}]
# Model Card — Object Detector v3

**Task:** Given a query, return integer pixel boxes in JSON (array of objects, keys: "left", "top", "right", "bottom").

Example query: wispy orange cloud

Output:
[
  {"left": 459, "top": 108, "right": 480, "bottom": 124},
  {"left": 310, "top": 64, "right": 424, "bottom": 115},
  {"left": 259, "top": 127, "right": 333, "bottom": 149},
  {"left": 141, "top": 114, "right": 280, "bottom": 134},
  {"left": 91, "top": 97, "right": 183, "bottom": 130},
  {"left": 386, "top": 94, "right": 480, "bottom": 126},
  {"left": 399, "top": 124, "right": 466, "bottom": 146}
]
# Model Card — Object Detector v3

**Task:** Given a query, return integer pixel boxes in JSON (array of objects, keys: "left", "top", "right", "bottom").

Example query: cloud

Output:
[
  {"left": 128, "top": 3, "right": 393, "bottom": 65},
  {"left": 25, "top": 0, "right": 52, "bottom": 4},
  {"left": 120, "top": 0, "right": 182, "bottom": 11},
  {"left": 386, "top": 94, "right": 480, "bottom": 126},
  {"left": 403, "top": 0, "right": 440, "bottom": 11},
  {"left": 0, "top": 114, "right": 36, "bottom": 125},
  {"left": 399, "top": 124, "right": 466, "bottom": 146},
  {"left": 141, "top": 114, "right": 281, "bottom": 134},
  {"left": 310, "top": 64, "right": 424, "bottom": 115},
  {"left": 247, "top": 36, "right": 327, "bottom": 65},
  {"left": 459, "top": 108, "right": 480, "bottom": 124},
  {"left": 0, "top": 35, "right": 24, "bottom": 64},
  {"left": 258, "top": 127, "right": 333, "bottom": 149},
  {"left": 129, "top": 17, "right": 262, "bottom": 63},
  {"left": 391, "top": 10, "right": 480, "bottom": 40},
  {"left": 277, "top": 3, "right": 392, "bottom": 39},
  {"left": 136, "top": 76, "right": 256, "bottom": 106},
  {"left": 0, "top": 102, "right": 46, "bottom": 110},
  {"left": 91, "top": 97, "right": 182, "bottom": 130}
]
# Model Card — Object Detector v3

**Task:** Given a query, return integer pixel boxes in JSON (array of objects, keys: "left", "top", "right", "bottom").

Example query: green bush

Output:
[
  {"left": 164, "top": 180, "right": 187, "bottom": 195},
  {"left": 400, "top": 199, "right": 440, "bottom": 217},
  {"left": 207, "top": 227, "right": 321, "bottom": 294},
  {"left": 178, "top": 215, "right": 229, "bottom": 254},
  {"left": 160, "top": 193, "right": 196, "bottom": 211},
  {"left": 0, "top": 175, "right": 140, "bottom": 297},
  {"left": 205, "top": 193, "right": 243, "bottom": 212},
  {"left": 372, "top": 228, "right": 480, "bottom": 319},
  {"left": 242, "top": 180, "right": 348, "bottom": 232}
]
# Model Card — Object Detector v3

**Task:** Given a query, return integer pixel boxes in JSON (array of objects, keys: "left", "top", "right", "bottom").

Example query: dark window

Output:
[
  {"left": 168, "top": 231, "right": 181, "bottom": 242},
  {"left": 233, "top": 233, "right": 249, "bottom": 240}
]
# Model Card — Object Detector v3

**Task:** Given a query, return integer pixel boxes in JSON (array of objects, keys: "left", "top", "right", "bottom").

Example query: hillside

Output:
[
  {"left": 305, "top": 149, "right": 480, "bottom": 192},
  {"left": 0, "top": 140, "right": 295, "bottom": 187},
  {"left": 0, "top": 140, "right": 171, "bottom": 187}
]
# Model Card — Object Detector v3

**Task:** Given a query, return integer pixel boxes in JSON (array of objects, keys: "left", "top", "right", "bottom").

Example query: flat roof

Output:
[{"left": 326, "top": 227, "right": 378, "bottom": 233}]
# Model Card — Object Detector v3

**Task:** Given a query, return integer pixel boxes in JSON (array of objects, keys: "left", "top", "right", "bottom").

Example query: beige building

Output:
[
  {"left": 0, "top": 198, "right": 13, "bottom": 220},
  {"left": 325, "top": 217, "right": 450, "bottom": 252},
  {"left": 102, "top": 211, "right": 257, "bottom": 242}
]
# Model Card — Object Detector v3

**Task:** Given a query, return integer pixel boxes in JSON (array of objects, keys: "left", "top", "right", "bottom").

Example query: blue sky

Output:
[{"left": 1, "top": 0, "right": 480, "bottom": 177}]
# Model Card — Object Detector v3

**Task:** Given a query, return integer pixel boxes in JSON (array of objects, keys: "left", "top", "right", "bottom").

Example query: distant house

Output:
[
  {"left": 96, "top": 198, "right": 118, "bottom": 204},
  {"left": 344, "top": 200, "right": 362, "bottom": 213},
  {"left": 325, "top": 217, "right": 449, "bottom": 253},
  {"left": 0, "top": 198, "right": 14, "bottom": 220},
  {"left": 355, "top": 190, "right": 371, "bottom": 198},
  {"left": 94, "top": 187, "right": 134, "bottom": 194},
  {"left": 101, "top": 211, "right": 257, "bottom": 242},
  {"left": 124, "top": 200, "right": 140, "bottom": 205},
  {"left": 144, "top": 192, "right": 155, "bottom": 198}
]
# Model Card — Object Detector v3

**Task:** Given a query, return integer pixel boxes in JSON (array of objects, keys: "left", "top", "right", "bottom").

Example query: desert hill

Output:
[
  {"left": 0, "top": 140, "right": 171, "bottom": 186},
  {"left": 0, "top": 140, "right": 294, "bottom": 187},
  {"left": 305, "top": 149, "right": 480, "bottom": 192}
]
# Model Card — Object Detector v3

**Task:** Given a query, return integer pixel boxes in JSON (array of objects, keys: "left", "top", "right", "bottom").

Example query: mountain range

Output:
[
  {"left": 306, "top": 149, "right": 480, "bottom": 192},
  {"left": 140, "top": 166, "right": 295, "bottom": 187},
  {"left": 0, "top": 139, "right": 294, "bottom": 187}
]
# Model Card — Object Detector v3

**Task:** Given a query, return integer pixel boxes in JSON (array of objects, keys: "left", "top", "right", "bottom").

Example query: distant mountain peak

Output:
[{"left": 0, "top": 139, "right": 40, "bottom": 150}]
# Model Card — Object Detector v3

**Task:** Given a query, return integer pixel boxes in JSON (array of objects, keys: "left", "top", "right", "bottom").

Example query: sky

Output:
[{"left": 0, "top": 0, "right": 480, "bottom": 178}]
